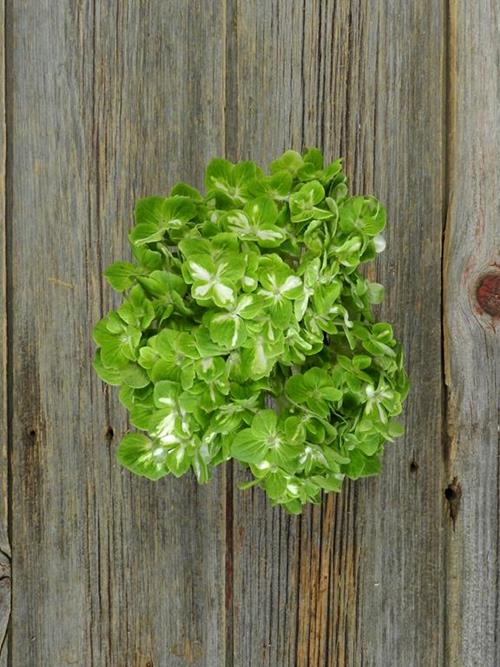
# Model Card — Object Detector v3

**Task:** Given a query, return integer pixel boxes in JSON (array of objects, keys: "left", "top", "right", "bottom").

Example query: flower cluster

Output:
[{"left": 93, "top": 149, "right": 409, "bottom": 513}]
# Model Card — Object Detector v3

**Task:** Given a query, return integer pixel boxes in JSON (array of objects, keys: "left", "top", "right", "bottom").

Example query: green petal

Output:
[
  {"left": 116, "top": 433, "right": 168, "bottom": 481},
  {"left": 178, "top": 237, "right": 211, "bottom": 257},
  {"left": 303, "top": 147, "right": 324, "bottom": 169},
  {"left": 161, "top": 196, "right": 197, "bottom": 227},
  {"left": 93, "top": 350, "right": 122, "bottom": 385},
  {"left": 233, "top": 160, "right": 260, "bottom": 185},
  {"left": 166, "top": 445, "right": 192, "bottom": 477},
  {"left": 135, "top": 196, "right": 166, "bottom": 225},
  {"left": 269, "top": 150, "right": 304, "bottom": 175},
  {"left": 318, "top": 386, "right": 343, "bottom": 402},
  {"left": 170, "top": 182, "right": 203, "bottom": 200},
  {"left": 251, "top": 409, "right": 278, "bottom": 437},
  {"left": 137, "top": 271, "right": 187, "bottom": 298},
  {"left": 120, "top": 363, "right": 150, "bottom": 388},
  {"left": 263, "top": 471, "right": 288, "bottom": 500},
  {"left": 131, "top": 244, "right": 164, "bottom": 270},
  {"left": 344, "top": 449, "right": 366, "bottom": 480},
  {"left": 245, "top": 196, "right": 278, "bottom": 227},
  {"left": 129, "top": 222, "right": 165, "bottom": 246},
  {"left": 285, "top": 374, "right": 308, "bottom": 403},
  {"left": 100, "top": 344, "right": 131, "bottom": 370},
  {"left": 153, "top": 380, "right": 180, "bottom": 408},
  {"left": 231, "top": 429, "right": 267, "bottom": 464},
  {"left": 205, "top": 158, "right": 233, "bottom": 194},
  {"left": 208, "top": 312, "right": 245, "bottom": 348},
  {"left": 367, "top": 282, "right": 385, "bottom": 304},
  {"left": 240, "top": 338, "right": 275, "bottom": 379},
  {"left": 104, "top": 261, "right": 140, "bottom": 292}
]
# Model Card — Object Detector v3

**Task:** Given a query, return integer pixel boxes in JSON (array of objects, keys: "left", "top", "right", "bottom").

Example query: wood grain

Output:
[
  {"left": 348, "top": 3, "right": 448, "bottom": 666},
  {"left": 444, "top": 1, "right": 500, "bottom": 665},
  {"left": 0, "top": 1, "right": 9, "bottom": 665},
  {"left": 3, "top": 0, "right": 499, "bottom": 665},
  {"left": 226, "top": 1, "right": 447, "bottom": 665},
  {"left": 8, "top": 2, "right": 226, "bottom": 665}
]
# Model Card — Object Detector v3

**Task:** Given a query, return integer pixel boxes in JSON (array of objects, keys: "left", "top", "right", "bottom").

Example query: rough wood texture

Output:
[
  {"left": 8, "top": 2, "right": 226, "bottom": 665},
  {"left": 444, "top": 1, "right": 500, "bottom": 665},
  {"left": 226, "top": 2, "right": 447, "bottom": 665},
  {"left": 3, "top": 1, "right": 498, "bottom": 665}
]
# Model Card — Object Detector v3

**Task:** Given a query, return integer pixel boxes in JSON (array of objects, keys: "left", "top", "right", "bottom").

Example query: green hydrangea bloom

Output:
[{"left": 93, "top": 148, "right": 409, "bottom": 513}]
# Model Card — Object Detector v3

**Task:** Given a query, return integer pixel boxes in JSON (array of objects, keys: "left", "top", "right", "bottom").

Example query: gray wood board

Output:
[
  {"left": 3, "top": 0, "right": 499, "bottom": 665},
  {"left": 226, "top": 2, "right": 448, "bottom": 665},
  {"left": 8, "top": 2, "right": 226, "bottom": 666},
  {"left": 444, "top": 1, "right": 500, "bottom": 665}
]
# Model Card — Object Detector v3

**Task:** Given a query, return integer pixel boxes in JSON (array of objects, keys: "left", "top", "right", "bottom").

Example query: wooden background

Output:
[{"left": 1, "top": 1, "right": 498, "bottom": 665}]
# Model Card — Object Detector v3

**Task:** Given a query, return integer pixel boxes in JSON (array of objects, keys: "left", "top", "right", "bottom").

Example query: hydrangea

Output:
[{"left": 93, "top": 148, "right": 409, "bottom": 513}]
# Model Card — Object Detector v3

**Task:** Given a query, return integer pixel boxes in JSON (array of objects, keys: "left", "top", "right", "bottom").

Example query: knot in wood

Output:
[{"left": 476, "top": 272, "right": 500, "bottom": 317}]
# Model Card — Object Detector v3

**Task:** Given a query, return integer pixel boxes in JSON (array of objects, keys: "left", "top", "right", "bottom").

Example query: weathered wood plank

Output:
[
  {"left": 8, "top": 4, "right": 97, "bottom": 662},
  {"left": 225, "top": 6, "right": 313, "bottom": 664},
  {"left": 90, "top": 4, "right": 227, "bottom": 665},
  {"left": 347, "top": 3, "right": 447, "bottom": 666},
  {"left": 0, "top": 1, "right": 9, "bottom": 665},
  {"left": 444, "top": 1, "right": 500, "bottom": 665},
  {"left": 227, "top": 2, "right": 447, "bottom": 665},
  {"left": 9, "top": 2, "right": 226, "bottom": 665}
]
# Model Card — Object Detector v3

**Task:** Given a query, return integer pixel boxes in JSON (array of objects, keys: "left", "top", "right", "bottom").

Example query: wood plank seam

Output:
[
  {"left": 224, "top": 1, "right": 235, "bottom": 665},
  {"left": 0, "top": 0, "right": 10, "bottom": 665}
]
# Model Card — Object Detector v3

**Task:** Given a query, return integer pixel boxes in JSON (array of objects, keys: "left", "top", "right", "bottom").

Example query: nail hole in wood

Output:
[
  {"left": 105, "top": 425, "right": 114, "bottom": 442},
  {"left": 27, "top": 427, "right": 36, "bottom": 440},
  {"left": 409, "top": 460, "right": 419, "bottom": 473},
  {"left": 444, "top": 486, "right": 456, "bottom": 501},
  {"left": 444, "top": 477, "right": 462, "bottom": 527}
]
